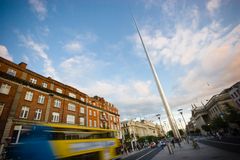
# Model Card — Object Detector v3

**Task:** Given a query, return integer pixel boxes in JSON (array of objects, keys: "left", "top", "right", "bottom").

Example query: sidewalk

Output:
[{"left": 151, "top": 141, "right": 240, "bottom": 160}]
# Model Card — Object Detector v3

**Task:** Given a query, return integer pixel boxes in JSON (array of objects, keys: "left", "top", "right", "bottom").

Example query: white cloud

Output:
[
  {"left": 28, "top": 0, "right": 47, "bottom": 20},
  {"left": 0, "top": 45, "right": 13, "bottom": 61},
  {"left": 207, "top": 0, "right": 221, "bottom": 15},
  {"left": 81, "top": 80, "right": 164, "bottom": 119},
  {"left": 20, "top": 35, "right": 57, "bottom": 78},
  {"left": 64, "top": 41, "right": 82, "bottom": 52},
  {"left": 131, "top": 16, "right": 240, "bottom": 117}
]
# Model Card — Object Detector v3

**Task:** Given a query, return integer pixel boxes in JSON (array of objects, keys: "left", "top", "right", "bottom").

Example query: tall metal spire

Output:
[{"left": 132, "top": 16, "right": 181, "bottom": 138}]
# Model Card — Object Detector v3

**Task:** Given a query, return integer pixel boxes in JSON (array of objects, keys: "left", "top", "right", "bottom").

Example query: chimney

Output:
[{"left": 18, "top": 62, "right": 27, "bottom": 69}]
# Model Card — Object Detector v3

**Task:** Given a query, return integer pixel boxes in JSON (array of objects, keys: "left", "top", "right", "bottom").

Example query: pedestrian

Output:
[
  {"left": 192, "top": 139, "right": 200, "bottom": 149},
  {"left": 176, "top": 138, "right": 182, "bottom": 148},
  {"left": 171, "top": 138, "right": 175, "bottom": 148},
  {"left": 166, "top": 141, "right": 174, "bottom": 155},
  {"left": 216, "top": 132, "right": 222, "bottom": 141}
]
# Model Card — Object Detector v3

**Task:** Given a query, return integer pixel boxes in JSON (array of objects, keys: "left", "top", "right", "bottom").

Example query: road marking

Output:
[
  {"left": 136, "top": 148, "right": 158, "bottom": 160},
  {"left": 205, "top": 139, "right": 240, "bottom": 146}
]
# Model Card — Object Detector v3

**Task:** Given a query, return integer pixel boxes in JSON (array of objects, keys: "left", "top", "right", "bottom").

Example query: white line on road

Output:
[
  {"left": 136, "top": 148, "right": 158, "bottom": 160},
  {"left": 205, "top": 139, "right": 240, "bottom": 146}
]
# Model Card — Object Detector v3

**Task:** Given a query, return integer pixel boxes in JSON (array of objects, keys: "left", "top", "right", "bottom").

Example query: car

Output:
[{"left": 150, "top": 142, "right": 156, "bottom": 148}]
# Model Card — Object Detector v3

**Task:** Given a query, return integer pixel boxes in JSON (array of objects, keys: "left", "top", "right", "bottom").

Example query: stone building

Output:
[
  {"left": 188, "top": 82, "right": 240, "bottom": 135},
  {"left": 121, "top": 120, "right": 164, "bottom": 150}
]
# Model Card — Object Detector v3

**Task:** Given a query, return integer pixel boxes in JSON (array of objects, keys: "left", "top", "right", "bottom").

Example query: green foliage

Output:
[
  {"left": 137, "top": 135, "right": 159, "bottom": 143},
  {"left": 201, "top": 125, "right": 211, "bottom": 132},
  {"left": 195, "top": 128, "right": 201, "bottom": 133},
  {"left": 179, "top": 129, "right": 184, "bottom": 136},
  {"left": 211, "top": 117, "right": 228, "bottom": 130},
  {"left": 224, "top": 105, "right": 240, "bottom": 126},
  {"left": 167, "top": 129, "right": 184, "bottom": 137}
]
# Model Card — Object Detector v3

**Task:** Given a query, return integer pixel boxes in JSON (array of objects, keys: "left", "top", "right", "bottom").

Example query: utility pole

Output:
[{"left": 132, "top": 16, "right": 181, "bottom": 139}]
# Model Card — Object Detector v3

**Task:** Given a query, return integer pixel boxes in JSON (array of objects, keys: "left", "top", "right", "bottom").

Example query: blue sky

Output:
[{"left": 1, "top": 0, "right": 240, "bottom": 127}]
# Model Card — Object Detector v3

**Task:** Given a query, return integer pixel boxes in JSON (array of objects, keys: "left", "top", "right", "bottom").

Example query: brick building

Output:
[{"left": 0, "top": 57, "right": 120, "bottom": 143}]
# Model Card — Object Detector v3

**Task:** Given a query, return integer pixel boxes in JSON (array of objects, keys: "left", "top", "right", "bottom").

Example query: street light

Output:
[
  {"left": 178, "top": 118, "right": 184, "bottom": 130},
  {"left": 177, "top": 108, "right": 189, "bottom": 143},
  {"left": 156, "top": 114, "right": 165, "bottom": 136}
]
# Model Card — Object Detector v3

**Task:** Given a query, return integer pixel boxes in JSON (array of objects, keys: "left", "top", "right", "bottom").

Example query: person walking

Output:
[
  {"left": 171, "top": 138, "right": 175, "bottom": 148},
  {"left": 176, "top": 138, "right": 182, "bottom": 148}
]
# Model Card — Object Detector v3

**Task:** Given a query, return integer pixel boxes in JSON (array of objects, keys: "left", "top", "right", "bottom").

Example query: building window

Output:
[
  {"left": 89, "top": 110, "right": 92, "bottom": 116},
  {"left": 80, "top": 107, "right": 85, "bottom": 114},
  {"left": 0, "top": 103, "right": 4, "bottom": 116},
  {"left": 56, "top": 88, "right": 62, "bottom": 94},
  {"left": 54, "top": 99, "right": 61, "bottom": 108},
  {"left": 68, "top": 103, "right": 76, "bottom": 111},
  {"left": 67, "top": 115, "right": 75, "bottom": 124},
  {"left": 0, "top": 83, "right": 11, "bottom": 95},
  {"left": 93, "top": 111, "right": 96, "bottom": 117},
  {"left": 38, "top": 95, "right": 45, "bottom": 104},
  {"left": 34, "top": 109, "right": 42, "bottom": 120},
  {"left": 19, "top": 106, "right": 29, "bottom": 119},
  {"left": 30, "top": 78, "right": 37, "bottom": 84},
  {"left": 42, "top": 82, "right": 48, "bottom": 88},
  {"left": 80, "top": 97, "right": 85, "bottom": 102},
  {"left": 25, "top": 91, "right": 33, "bottom": 101},
  {"left": 52, "top": 112, "right": 59, "bottom": 122},
  {"left": 69, "top": 92, "right": 76, "bottom": 98},
  {"left": 89, "top": 120, "right": 92, "bottom": 127},
  {"left": 94, "top": 120, "right": 97, "bottom": 127},
  {"left": 80, "top": 117, "right": 85, "bottom": 126},
  {"left": 7, "top": 68, "right": 16, "bottom": 76}
]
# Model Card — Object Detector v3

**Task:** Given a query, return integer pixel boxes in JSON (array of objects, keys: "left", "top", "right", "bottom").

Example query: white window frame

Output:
[
  {"left": 0, "top": 83, "right": 11, "bottom": 95},
  {"left": 30, "top": 78, "right": 37, "bottom": 84},
  {"left": 69, "top": 92, "right": 76, "bottom": 98},
  {"left": 38, "top": 95, "right": 45, "bottom": 104},
  {"left": 56, "top": 88, "right": 62, "bottom": 94},
  {"left": 25, "top": 91, "right": 33, "bottom": 101},
  {"left": 80, "top": 97, "right": 85, "bottom": 102},
  {"left": 0, "top": 103, "right": 4, "bottom": 116},
  {"left": 19, "top": 106, "right": 29, "bottom": 119},
  {"left": 7, "top": 68, "right": 16, "bottom": 76},
  {"left": 89, "top": 110, "right": 92, "bottom": 116},
  {"left": 68, "top": 103, "right": 76, "bottom": 111},
  {"left": 93, "top": 111, "right": 96, "bottom": 117},
  {"left": 89, "top": 119, "right": 92, "bottom": 127},
  {"left": 80, "top": 107, "right": 85, "bottom": 114},
  {"left": 54, "top": 99, "right": 61, "bottom": 108},
  {"left": 66, "top": 115, "right": 75, "bottom": 124},
  {"left": 42, "top": 82, "right": 48, "bottom": 88},
  {"left": 80, "top": 117, "right": 85, "bottom": 126},
  {"left": 34, "top": 109, "right": 42, "bottom": 120},
  {"left": 94, "top": 120, "right": 97, "bottom": 127},
  {"left": 52, "top": 112, "right": 59, "bottom": 122}
]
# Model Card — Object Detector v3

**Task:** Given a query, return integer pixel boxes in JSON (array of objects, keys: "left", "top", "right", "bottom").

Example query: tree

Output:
[
  {"left": 201, "top": 125, "right": 211, "bottom": 132},
  {"left": 179, "top": 129, "right": 184, "bottom": 136},
  {"left": 224, "top": 105, "right": 240, "bottom": 126},
  {"left": 167, "top": 129, "right": 184, "bottom": 137},
  {"left": 211, "top": 117, "right": 228, "bottom": 131}
]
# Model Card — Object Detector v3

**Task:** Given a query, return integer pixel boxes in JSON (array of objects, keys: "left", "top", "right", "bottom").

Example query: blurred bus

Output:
[{"left": 6, "top": 123, "right": 122, "bottom": 160}]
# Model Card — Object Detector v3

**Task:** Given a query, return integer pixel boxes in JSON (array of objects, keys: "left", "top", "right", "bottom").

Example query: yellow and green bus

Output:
[{"left": 7, "top": 123, "right": 122, "bottom": 160}]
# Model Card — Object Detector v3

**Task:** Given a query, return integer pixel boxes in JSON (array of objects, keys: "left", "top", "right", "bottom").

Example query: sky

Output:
[{"left": 1, "top": 0, "right": 240, "bottom": 128}]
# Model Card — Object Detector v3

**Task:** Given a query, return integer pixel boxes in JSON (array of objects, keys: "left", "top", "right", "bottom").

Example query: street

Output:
[
  {"left": 123, "top": 147, "right": 162, "bottom": 160},
  {"left": 199, "top": 136, "right": 240, "bottom": 153}
]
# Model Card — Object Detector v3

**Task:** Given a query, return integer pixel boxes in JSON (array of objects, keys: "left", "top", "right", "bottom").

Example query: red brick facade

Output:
[{"left": 0, "top": 57, "right": 120, "bottom": 143}]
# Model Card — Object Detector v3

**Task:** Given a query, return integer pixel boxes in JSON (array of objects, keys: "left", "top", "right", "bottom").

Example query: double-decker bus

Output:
[{"left": 6, "top": 123, "right": 122, "bottom": 160}]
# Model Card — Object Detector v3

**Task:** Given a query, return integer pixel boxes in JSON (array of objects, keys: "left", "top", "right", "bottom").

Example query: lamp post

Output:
[
  {"left": 156, "top": 114, "right": 165, "bottom": 136},
  {"left": 178, "top": 118, "right": 184, "bottom": 130},
  {"left": 178, "top": 109, "right": 189, "bottom": 143}
]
